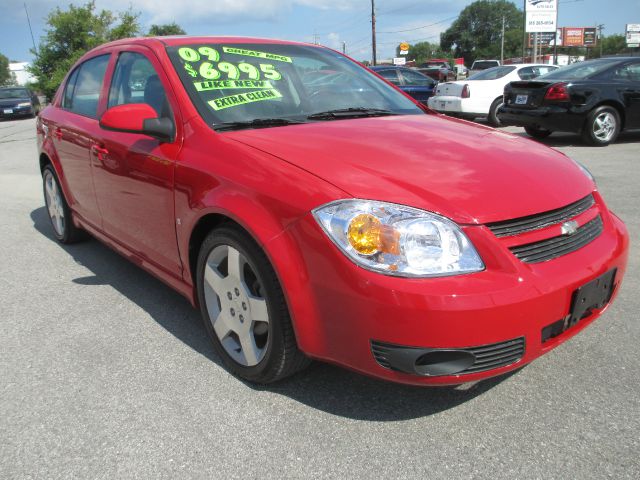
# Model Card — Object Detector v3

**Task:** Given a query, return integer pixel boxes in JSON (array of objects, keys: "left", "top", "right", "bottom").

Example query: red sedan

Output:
[{"left": 37, "top": 37, "right": 628, "bottom": 385}]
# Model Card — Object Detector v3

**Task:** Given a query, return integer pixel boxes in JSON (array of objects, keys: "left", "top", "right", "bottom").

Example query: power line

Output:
[{"left": 377, "top": 16, "right": 457, "bottom": 34}]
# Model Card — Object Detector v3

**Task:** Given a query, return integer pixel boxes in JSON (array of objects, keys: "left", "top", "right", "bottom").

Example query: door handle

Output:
[{"left": 91, "top": 144, "right": 109, "bottom": 161}]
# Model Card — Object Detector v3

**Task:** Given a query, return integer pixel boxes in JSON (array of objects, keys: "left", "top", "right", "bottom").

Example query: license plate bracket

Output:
[
  {"left": 3, "top": 108, "right": 13, "bottom": 114},
  {"left": 567, "top": 269, "right": 617, "bottom": 328},
  {"left": 515, "top": 95, "right": 528, "bottom": 105}
]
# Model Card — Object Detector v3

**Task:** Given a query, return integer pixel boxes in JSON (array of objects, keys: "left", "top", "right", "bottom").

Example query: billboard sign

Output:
[
  {"left": 560, "top": 27, "right": 598, "bottom": 47},
  {"left": 528, "top": 29, "right": 562, "bottom": 47},
  {"left": 526, "top": 0, "right": 558, "bottom": 33},
  {"left": 626, "top": 24, "right": 640, "bottom": 46}
]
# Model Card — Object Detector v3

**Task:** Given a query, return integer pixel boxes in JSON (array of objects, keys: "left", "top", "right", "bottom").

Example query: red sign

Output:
[{"left": 563, "top": 28, "right": 584, "bottom": 47}]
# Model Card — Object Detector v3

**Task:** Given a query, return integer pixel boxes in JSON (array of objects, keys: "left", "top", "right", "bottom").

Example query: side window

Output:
[
  {"left": 108, "top": 52, "right": 171, "bottom": 118},
  {"left": 377, "top": 69, "right": 400, "bottom": 85},
  {"left": 64, "top": 55, "right": 109, "bottom": 118},
  {"left": 62, "top": 68, "right": 80, "bottom": 109},
  {"left": 518, "top": 67, "right": 535, "bottom": 80},
  {"left": 400, "top": 69, "right": 433, "bottom": 87},
  {"left": 612, "top": 63, "right": 640, "bottom": 82}
]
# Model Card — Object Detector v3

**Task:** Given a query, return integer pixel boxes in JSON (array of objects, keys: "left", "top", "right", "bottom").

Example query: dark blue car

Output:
[{"left": 370, "top": 66, "right": 437, "bottom": 105}]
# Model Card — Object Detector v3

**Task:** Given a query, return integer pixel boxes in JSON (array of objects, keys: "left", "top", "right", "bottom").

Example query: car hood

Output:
[{"left": 225, "top": 114, "right": 593, "bottom": 224}]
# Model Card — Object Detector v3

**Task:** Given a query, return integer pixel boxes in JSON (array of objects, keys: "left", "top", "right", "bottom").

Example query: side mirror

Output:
[{"left": 100, "top": 103, "right": 174, "bottom": 142}]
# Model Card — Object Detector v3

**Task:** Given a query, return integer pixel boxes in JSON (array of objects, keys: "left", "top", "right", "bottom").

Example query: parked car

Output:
[
  {"left": 0, "top": 86, "right": 41, "bottom": 119},
  {"left": 499, "top": 57, "right": 640, "bottom": 146},
  {"left": 428, "top": 64, "right": 558, "bottom": 126},
  {"left": 417, "top": 59, "right": 456, "bottom": 82},
  {"left": 370, "top": 65, "right": 436, "bottom": 104},
  {"left": 469, "top": 59, "right": 501, "bottom": 76},
  {"left": 37, "top": 37, "right": 628, "bottom": 386}
]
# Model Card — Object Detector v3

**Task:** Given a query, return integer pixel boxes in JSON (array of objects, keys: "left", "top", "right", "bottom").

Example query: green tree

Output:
[
  {"left": 396, "top": 41, "right": 452, "bottom": 64},
  {"left": 0, "top": 53, "right": 12, "bottom": 86},
  {"left": 29, "top": 1, "right": 140, "bottom": 99},
  {"left": 599, "top": 34, "right": 628, "bottom": 57},
  {"left": 440, "top": 0, "right": 523, "bottom": 64},
  {"left": 147, "top": 23, "right": 186, "bottom": 36}
]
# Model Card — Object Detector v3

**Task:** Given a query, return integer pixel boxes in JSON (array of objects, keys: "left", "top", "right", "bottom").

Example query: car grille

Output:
[
  {"left": 370, "top": 337, "right": 525, "bottom": 376},
  {"left": 509, "top": 216, "right": 603, "bottom": 264},
  {"left": 486, "top": 194, "right": 595, "bottom": 237}
]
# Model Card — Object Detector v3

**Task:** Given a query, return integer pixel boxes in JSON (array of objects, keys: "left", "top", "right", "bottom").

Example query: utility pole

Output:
[
  {"left": 597, "top": 24, "right": 605, "bottom": 57},
  {"left": 522, "top": 0, "right": 527, "bottom": 60},
  {"left": 533, "top": 32, "right": 538, "bottom": 63},
  {"left": 501, "top": 16, "right": 506, "bottom": 64},
  {"left": 371, "top": 0, "right": 377, "bottom": 66},
  {"left": 313, "top": 32, "right": 319, "bottom": 45},
  {"left": 24, "top": 2, "right": 37, "bottom": 55},
  {"left": 342, "top": 41, "right": 347, "bottom": 55}
]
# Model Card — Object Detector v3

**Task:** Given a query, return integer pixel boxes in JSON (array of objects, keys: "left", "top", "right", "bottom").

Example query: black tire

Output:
[
  {"left": 42, "top": 165, "right": 85, "bottom": 244},
  {"left": 488, "top": 97, "right": 504, "bottom": 127},
  {"left": 196, "top": 225, "right": 310, "bottom": 383},
  {"left": 581, "top": 106, "right": 621, "bottom": 147},
  {"left": 524, "top": 126, "right": 553, "bottom": 139}
]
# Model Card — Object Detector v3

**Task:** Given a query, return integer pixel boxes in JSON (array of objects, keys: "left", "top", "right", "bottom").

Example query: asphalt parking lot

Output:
[{"left": 1, "top": 117, "right": 639, "bottom": 479}]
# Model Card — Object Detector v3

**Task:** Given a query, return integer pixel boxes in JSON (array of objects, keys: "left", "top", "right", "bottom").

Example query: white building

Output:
[{"left": 9, "top": 62, "right": 36, "bottom": 86}]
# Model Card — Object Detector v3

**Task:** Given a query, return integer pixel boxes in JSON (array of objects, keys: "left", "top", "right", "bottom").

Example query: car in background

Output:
[
  {"left": 417, "top": 60, "right": 456, "bottom": 82},
  {"left": 427, "top": 64, "right": 558, "bottom": 126},
  {"left": 0, "top": 86, "right": 41, "bottom": 120},
  {"left": 469, "top": 59, "right": 501, "bottom": 76},
  {"left": 499, "top": 57, "right": 640, "bottom": 146},
  {"left": 370, "top": 65, "right": 436, "bottom": 104}
]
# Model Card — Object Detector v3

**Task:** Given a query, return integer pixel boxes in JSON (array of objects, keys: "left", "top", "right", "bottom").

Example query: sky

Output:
[{"left": 1, "top": 0, "right": 638, "bottom": 63}]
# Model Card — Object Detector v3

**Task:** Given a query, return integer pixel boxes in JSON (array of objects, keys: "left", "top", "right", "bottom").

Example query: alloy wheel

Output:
[
  {"left": 44, "top": 170, "right": 65, "bottom": 236},
  {"left": 592, "top": 112, "right": 617, "bottom": 143},
  {"left": 203, "top": 244, "right": 270, "bottom": 367}
]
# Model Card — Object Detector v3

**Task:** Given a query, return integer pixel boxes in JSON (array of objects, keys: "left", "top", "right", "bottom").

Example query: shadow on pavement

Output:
[{"left": 31, "top": 206, "right": 515, "bottom": 421}]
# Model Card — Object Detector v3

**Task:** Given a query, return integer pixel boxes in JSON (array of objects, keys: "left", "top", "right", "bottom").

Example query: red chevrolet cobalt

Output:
[{"left": 37, "top": 37, "right": 628, "bottom": 385}]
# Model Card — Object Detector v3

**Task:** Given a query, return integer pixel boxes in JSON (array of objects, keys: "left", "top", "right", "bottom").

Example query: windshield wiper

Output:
[
  {"left": 307, "top": 108, "right": 398, "bottom": 120},
  {"left": 213, "top": 118, "right": 305, "bottom": 132}
]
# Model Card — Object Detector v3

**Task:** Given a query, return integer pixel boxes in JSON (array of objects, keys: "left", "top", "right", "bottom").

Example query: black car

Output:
[
  {"left": 498, "top": 57, "right": 640, "bottom": 146},
  {"left": 370, "top": 66, "right": 436, "bottom": 105},
  {"left": 0, "top": 87, "right": 41, "bottom": 120}
]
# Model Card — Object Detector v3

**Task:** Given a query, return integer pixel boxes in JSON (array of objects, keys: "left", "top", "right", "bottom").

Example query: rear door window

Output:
[
  {"left": 376, "top": 69, "right": 401, "bottom": 85},
  {"left": 62, "top": 54, "right": 110, "bottom": 118},
  {"left": 399, "top": 69, "right": 434, "bottom": 87}
]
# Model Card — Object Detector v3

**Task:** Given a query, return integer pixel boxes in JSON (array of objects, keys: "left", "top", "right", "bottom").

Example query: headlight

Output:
[
  {"left": 17, "top": 102, "right": 31, "bottom": 108},
  {"left": 312, "top": 200, "right": 484, "bottom": 277}
]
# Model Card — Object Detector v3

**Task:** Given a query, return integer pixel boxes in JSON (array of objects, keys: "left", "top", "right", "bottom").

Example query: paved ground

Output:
[{"left": 1, "top": 117, "right": 639, "bottom": 479}]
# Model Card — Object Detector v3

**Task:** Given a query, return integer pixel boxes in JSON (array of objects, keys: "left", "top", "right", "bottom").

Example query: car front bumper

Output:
[
  {"left": 283, "top": 194, "right": 629, "bottom": 386},
  {"left": 0, "top": 105, "right": 34, "bottom": 119}
]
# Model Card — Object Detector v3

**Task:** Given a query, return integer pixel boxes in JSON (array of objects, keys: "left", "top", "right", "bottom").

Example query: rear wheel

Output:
[
  {"left": 196, "top": 225, "right": 309, "bottom": 383},
  {"left": 524, "top": 126, "right": 552, "bottom": 139},
  {"left": 581, "top": 106, "right": 620, "bottom": 146},
  {"left": 42, "top": 165, "right": 85, "bottom": 243},
  {"left": 488, "top": 97, "right": 504, "bottom": 127}
]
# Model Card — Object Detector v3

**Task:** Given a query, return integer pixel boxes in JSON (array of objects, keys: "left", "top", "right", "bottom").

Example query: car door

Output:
[
  {"left": 50, "top": 54, "right": 111, "bottom": 227},
  {"left": 91, "top": 47, "right": 183, "bottom": 277},
  {"left": 614, "top": 61, "right": 640, "bottom": 128}
]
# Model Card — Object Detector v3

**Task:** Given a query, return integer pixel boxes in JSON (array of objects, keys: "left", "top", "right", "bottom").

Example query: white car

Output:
[{"left": 427, "top": 64, "right": 558, "bottom": 126}]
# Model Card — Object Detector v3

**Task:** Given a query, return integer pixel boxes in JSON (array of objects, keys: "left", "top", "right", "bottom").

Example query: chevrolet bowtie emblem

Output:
[{"left": 561, "top": 220, "right": 579, "bottom": 236}]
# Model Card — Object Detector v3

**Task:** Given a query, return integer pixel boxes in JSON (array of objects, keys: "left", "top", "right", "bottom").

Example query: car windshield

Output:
[
  {"left": 0, "top": 88, "right": 29, "bottom": 99},
  {"left": 167, "top": 42, "right": 423, "bottom": 127},
  {"left": 538, "top": 60, "right": 622, "bottom": 80},
  {"left": 468, "top": 66, "right": 516, "bottom": 80}
]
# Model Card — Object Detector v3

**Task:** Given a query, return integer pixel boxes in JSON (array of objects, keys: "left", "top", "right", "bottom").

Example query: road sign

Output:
[{"left": 393, "top": 57, "right": 406, "bottom": 66}]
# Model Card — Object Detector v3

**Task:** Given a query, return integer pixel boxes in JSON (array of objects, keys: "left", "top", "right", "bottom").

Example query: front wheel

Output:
[
  {"left": 524, "top": 126, "right": 553, "bottom": 139},
  {"left": 488, "top": 97, "right": 504, "bottom": 127},
  {"left": 196, "top": 226, "right": 310, "bottom": 383},
  {"left": 581, "top": 106, "right": 620, "bottom": 146}
]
